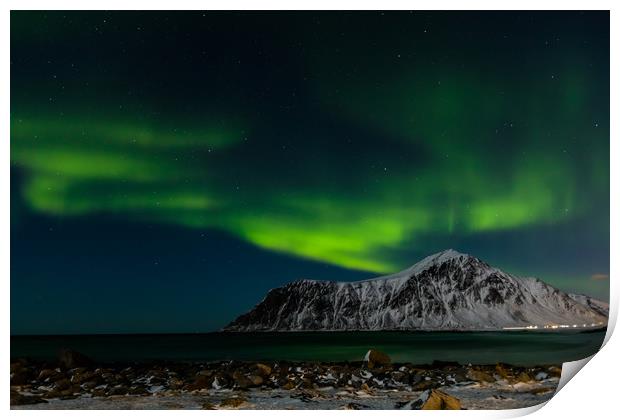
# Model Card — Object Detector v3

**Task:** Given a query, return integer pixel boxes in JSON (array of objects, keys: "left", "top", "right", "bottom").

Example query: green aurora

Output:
[{"left": 11, "top": 12, "right": 609, "bottom": 312}]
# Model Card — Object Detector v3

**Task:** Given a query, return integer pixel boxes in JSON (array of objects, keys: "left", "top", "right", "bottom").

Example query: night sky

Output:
[{"left": 11, "top": 11, "right": 609, "bottom": 334}]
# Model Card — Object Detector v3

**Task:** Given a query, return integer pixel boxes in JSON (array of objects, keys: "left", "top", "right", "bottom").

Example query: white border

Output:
[{"left": 4, "top": 2, "right": 617, "bottom": 419}]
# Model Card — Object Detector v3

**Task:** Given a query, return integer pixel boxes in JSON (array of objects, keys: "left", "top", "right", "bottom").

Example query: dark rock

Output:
[
  {"left": 44, "top": 387, "right": 76, "bottom": 399},
  {"left": 201, "top": 402, "right": 216, "bottom": 409},
  {"left": 169, "top": 377, "right": 185, "bottom": 390},
  {"left": 451, "top": 369, "right": 469, "bottom": 383},
  {"left": 127, "top": 385, "right": 149, "bottom": 395},
  {"left": 92, "top": 388, "right": 108, "bottom": 397},
  {"left": 10, "top": 360, "right": 26, "bottom": 373},
  {"left": 81, "top": 381, "right": 98, "bottom": 390},
  {"left": 10, "top": 369, "right": 31, "bottom": 386},
  {"left": 300, "top": 377, "right": 316, "bottom": 389},
  {"left": 547, "top": 366, "right": 562, "bottom": 377},
  {"left": 219, "top": 397, "right": 247, "bottom": 408},
  {"left": 109, "top": 385, "right": 128, "bottom": 396},
  {"left": 412, "top": 380, "right": 436, "bottom": 391},
  {"left": 391, "top": 371, "right": 408, "bottom": 383},
  {"left": 58, "top": 348, "right": 94, "bottom": 369},
  {"left": 10, "top": 390, "right": 48, "bottom": 406},
  {"left": 69, "top": 367, "right": 87, "bottom": 376},
  {"left": 54, "top": 378, "right": 72, "bottom": 391},
  {"left": 186, "top": 375, "right": 211, "bottom": 391},
  {"left": 70, "top": 369, "right": 97, "bottom": 384},
  {"left": 211, "top": 375, "right": 231, "bottom": 389},
  {"left": 38, "top": 368, "right": 59, "bottom": 381},
  {"left": 342, "top": 402, "right": 370, "bottom": 409},
  {"left": 410, "top": 373, "right": 423, "bottom": 384}
]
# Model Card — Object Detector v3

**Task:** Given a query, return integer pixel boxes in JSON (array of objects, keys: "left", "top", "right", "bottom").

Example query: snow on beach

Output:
[{"left": 12, "top": 377, "right": 559, "bottom": 410}]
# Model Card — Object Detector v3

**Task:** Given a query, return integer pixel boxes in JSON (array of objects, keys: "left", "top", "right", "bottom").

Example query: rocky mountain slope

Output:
[{"left": 224, "top": 250, "right": 608, "bottom": 331}]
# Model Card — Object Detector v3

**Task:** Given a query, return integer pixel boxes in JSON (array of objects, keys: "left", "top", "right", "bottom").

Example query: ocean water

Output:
[{"left": 10, "top": 330, "right": 606, "bottom": 366}]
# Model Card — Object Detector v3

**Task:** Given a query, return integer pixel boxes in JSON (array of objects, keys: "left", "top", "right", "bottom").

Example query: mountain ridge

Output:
[{"left": 224, "top": 250, "right": 608, "bottom": 332}]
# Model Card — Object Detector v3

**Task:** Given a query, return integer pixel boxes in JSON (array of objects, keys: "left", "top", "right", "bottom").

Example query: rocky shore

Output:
[{"left": 11, "top": 349, "right": 561, "bottom": 410}]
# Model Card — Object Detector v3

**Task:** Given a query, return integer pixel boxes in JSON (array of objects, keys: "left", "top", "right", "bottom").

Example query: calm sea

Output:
[{"left": 10, "top": 330, "right": 606, "bottom": 366}]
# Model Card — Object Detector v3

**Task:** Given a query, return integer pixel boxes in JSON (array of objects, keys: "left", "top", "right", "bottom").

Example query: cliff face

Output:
[{"left": 224, "top": 250, "right": 608, "bottom": 332}]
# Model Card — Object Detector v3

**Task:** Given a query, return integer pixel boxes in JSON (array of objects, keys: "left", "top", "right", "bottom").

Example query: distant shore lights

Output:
[{"left": 502, "top": 322, "right": 604, "bottom": 331}]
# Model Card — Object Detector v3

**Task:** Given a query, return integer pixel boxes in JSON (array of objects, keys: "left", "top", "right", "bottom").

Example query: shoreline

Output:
[
  {"left": 11, "top": 352, "right": 562, "bottom": 410},
  {"left": 11, "top": 325, "right": 607, "bottom": 338}
]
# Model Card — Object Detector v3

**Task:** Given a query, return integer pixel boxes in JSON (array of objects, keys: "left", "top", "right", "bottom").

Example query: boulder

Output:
[
  {"left": 422, "top": 389, "right": 461, "bottom": 410},
  {"left": 400, "top": 389, "right": 461, "bottom": 410},
  {"left": 411, "top": 379, "right": 437, "bottom": 391},
  {"left": 360, "top": 383, "right": 373, "bottom": 394},
  {"left": 249, "top": 375, "right": 264, "bottom": 386},
  {"left": 515, "top": 372, "right": 533, "bottom": 383},
  {"left": 391, "top": 371, "right": 408, "bottom": 383},
  {"left": 254, "top": 363, "right": 272, "bottom": 377},
  {"left": 232, "top": 371, "right": 253, "bottom": 389},
  {"left": 211, "top": 375, "right": 230, "bottom": 389},
  {"left": 127, "top": 385, "right": 149, "bottom": 395},
  {"left": 466, "top": 368, "right": 496, "bottom": 383},
  {"left": 81, "top": 381, "right": 98, "bottom": 390},
  {"left": 109, "top": 385, "right": 128, "bottom": 396},
  {"left": 187, "top": 374, "right": 212, "bottom": 391},
  {"left": 169, "top": 377, "right": 185, "bottom": 390},
  {"left": 70, "top": 370, "right": 97, "bottom": 384},
  {"left": 92, "top": 388, "right": 108, "bottom": 397},
  {"left": 54, "top": 378, "right": 72, "bottom": 391},
  {"left": 58, "top": 348, "right": 94, "bottom": 369},
  {"left": 10, "top": 390, "right": 48, "bottom": 406},
  {"left": 282, "top": 381, "right": 296, "bottom": 390},
  {"left": 11, "top": 360, "right": 26, "bottom": 373},
  {"left": 363, "top": 349, "right": 391, "bottom": 369},
  {"left": 38, "top": 368, "right": 58, "bottom": 381},
  {"left": 10, "top": 368, "right": 31, "bottom": 386},
  {"left": 548, "top": 366, "right": 562, "bottom": 377},
  {"left": 495, "top": 363, "right": 512, "bottom": 379}
]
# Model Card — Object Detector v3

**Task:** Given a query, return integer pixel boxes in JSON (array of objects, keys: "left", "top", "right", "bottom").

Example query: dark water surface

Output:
[{"left": 10, "top": 330, "right": 606, "bottom": 366}]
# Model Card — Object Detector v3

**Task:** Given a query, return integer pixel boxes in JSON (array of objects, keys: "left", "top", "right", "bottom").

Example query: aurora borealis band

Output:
[{"left": 11, "top": 11, "right": 609, "bottom": 334}]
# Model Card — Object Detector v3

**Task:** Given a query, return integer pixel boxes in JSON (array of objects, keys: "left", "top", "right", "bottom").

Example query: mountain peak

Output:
[
  {"left": 421, "top": 249, "right": 470, "bottom": 263},
  {"left": 395, "top": 249, "right": 476, "bottom": 278}
]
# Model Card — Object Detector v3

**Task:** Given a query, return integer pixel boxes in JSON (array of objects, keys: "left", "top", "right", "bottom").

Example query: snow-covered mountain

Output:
[{"left": 223, "top": 249, "right": 608, "bottom": 332}]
